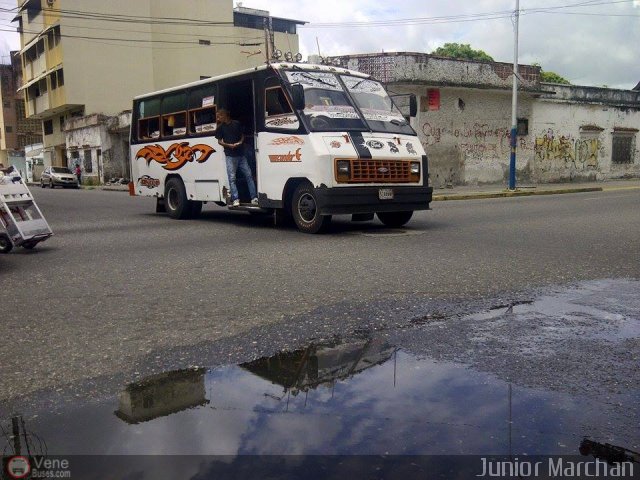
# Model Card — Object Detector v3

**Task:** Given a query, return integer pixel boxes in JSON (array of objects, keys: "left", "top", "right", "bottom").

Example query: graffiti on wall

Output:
[
  {"left": 534, "top": 129, "right": 602, "bottom": 171},
  {"left": 576, "top": 138, "right": 601, "bottom": 167},
  {"left": 421, "top": 122, "right": 533, "bottom": 161},
  {"left": 422, "top": 122, "right": 511, "bottom": 146}
]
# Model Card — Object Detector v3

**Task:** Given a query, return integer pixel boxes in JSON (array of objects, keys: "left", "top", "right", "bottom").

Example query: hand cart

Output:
[{"left": 0, "top": 177, "right": 53, "bottom": 253}]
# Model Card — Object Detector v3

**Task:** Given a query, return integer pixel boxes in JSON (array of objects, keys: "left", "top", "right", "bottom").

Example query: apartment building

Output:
[
  {"left": 14, "top": 0, "right": 304, "bottom": 169},
  {"left": 0, "top": 51, "right": 42, "bottom": 169}
]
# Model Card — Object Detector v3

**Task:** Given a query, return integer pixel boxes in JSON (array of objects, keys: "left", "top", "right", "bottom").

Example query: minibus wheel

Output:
[
  {"left": 165, "top": 178, "right": 189, "bottom": 219},
  {"left": 376, "top": 211, "right": 413, "bottom": 228},
  {"left": 291, "top": 183, "right": 331, "bottom": 234},
  {"left": 188, "top": 200, "right": 203, "bottom": 218}
]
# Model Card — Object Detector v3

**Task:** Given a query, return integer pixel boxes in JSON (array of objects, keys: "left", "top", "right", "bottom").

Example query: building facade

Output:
[
  {"left": 14, "top": 0, "right": 304, "bottom": 176},
  {"left": 0, "top": 51, "right": 42, "bottom": 169},
  {"left": 333, "top": 53, "right": 640, "bottom": 187}
]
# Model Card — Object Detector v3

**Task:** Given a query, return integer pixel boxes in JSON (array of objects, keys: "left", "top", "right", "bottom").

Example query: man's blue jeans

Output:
[{"left": 225, "top": 155, "right": 257, "bottom": 202}]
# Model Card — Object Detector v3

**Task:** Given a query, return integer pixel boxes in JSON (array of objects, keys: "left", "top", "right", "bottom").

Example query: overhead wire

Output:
[
  {"left": 0, "top": 0, "right": 635, "bottom": 31},
  {"left": 299, "top": 0, "right": 637, "bottom": 28},
  {"left": 0, "top": 0, "right": 634, "bottom": 47},
  {"left": 0, "top": 25, "right": 262, "bottom": 46}
]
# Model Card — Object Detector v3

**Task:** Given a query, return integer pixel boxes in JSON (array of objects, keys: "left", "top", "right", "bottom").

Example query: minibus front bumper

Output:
[{"left": 314, "top": 185, "right": 433, "bottom": 215}]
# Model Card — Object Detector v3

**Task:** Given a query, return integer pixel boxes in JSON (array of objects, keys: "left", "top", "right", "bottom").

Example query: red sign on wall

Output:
[{"left": 427, "top": 89, "right": 440, "bottom": 111}]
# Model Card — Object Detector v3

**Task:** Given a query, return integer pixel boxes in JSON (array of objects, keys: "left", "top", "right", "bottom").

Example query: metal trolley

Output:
[{"left": 0, "top": 178, "right": 53, "bottom": 253}]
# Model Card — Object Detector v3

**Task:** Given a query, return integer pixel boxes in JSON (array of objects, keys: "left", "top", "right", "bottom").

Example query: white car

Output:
[{"left": 41, "top": 166, "right": 80, "bottom": 188}]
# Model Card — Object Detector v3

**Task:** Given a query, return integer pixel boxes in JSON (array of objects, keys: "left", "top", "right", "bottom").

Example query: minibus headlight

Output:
[
  {"left": 410, "top": 161, "right": 420, "bottom": 181},
  {"left": 336, "top": 160, "right": 351, "bottom": 182}
]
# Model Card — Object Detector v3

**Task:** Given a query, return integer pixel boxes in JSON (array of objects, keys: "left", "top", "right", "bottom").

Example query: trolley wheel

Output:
[
  {"left": 22, "top": 240, "right": 37, "bottom": 250},
  {"left": 0, "top": 234, "right": 13, "bottom": 254}
]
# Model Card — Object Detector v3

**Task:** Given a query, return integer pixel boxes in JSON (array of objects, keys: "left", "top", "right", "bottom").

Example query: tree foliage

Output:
[
  {"left": 432, "top": 43, "right": 494, "bottom": 62},
  {"left": 540, "top": 70, "right": 571, "bottom": 85}
]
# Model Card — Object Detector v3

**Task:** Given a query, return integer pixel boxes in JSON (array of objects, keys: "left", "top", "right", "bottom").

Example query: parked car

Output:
[{"left": 41, "top": 166, "right": 79, "bottom": 188}]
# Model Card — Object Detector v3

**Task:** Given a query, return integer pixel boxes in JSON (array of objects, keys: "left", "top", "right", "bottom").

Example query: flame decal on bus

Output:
[{"left": 136, "top": 143, "right": 216, "bottom": 171}]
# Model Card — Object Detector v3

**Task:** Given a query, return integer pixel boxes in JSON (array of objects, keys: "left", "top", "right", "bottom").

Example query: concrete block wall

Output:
[
  {"left": 532, "top": 87, "right": 640, "bottom": 182},
  {"left": 408, "top": 86, "right": 534, "bottom": 187}
]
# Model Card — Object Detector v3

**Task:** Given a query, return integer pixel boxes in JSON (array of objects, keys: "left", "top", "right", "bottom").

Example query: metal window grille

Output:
[
  {"left": 83, "top": 149, "right": 93, "bottom": 173},
  {"left": 612, "top": 134, "right": 633, "bottom": 164}
]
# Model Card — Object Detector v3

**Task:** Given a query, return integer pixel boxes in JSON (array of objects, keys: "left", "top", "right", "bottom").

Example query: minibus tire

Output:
[
  {"left": 188, "top": 200, "right": 203, "bottom": 218},
  {"left": 165, "top": 178, "right": 189, "bottom": 219},
  {"left": 376, "top": 211, "right": 413, "bottom": 228},
  {"left": 291, "top": 183, "right": 331, "bottom": 234}
]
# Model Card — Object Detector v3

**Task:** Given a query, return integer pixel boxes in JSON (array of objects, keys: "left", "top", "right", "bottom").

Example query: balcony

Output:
[
  {"left": 26, "top": 86, "right": 74, "bottom": 119},
  {"left": 49, "top": 86, "right": 66, "bottom": 110},
  {"left": 35, "top": 92, "right": 49, "bottom": 114},
  {"left": 47, "top": 44, "right": 62, "bottom": 70}
]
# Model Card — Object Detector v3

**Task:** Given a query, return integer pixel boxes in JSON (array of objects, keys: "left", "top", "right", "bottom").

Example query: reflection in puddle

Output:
[
  {"left": 6, "top": 336, "right": 637, "bottom": 459},
  {"left": 240, "top": 337, "right": 396, "bottom": 396},
  {"left": 114, "top": 368, "right": 207, "bottom": 424}
]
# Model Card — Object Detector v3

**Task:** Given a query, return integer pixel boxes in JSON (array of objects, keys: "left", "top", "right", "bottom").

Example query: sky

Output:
[
  {"left": 0, "top": 0, "right": 638, "bottom": 89},
  {"left": 248, "top": 0, "right": 640, "bottom": 89}
]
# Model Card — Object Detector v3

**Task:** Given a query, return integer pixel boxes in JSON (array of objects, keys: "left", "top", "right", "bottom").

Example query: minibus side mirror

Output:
[
  {"left": 409, "top": 94, "right": 417, "bottom": 118},
  {"left": 290, "top": 84, "right": 305, "bottom": 110}
]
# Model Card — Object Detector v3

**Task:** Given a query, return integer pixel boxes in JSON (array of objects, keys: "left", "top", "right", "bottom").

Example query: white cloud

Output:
[
  {"left": 0, "top": 1, "right": 637, "bottom": 88},
  {"left": 248, "top": 0, "right": 640, "bottom": 89}
]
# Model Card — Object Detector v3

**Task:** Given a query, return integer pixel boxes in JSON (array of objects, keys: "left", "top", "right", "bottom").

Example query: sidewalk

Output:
[
  {"left": 431, "top": 178, "right": 640, "bottom": 201},
  {"left": 28, "top": 178, "right": 640, "bottom": 199}
]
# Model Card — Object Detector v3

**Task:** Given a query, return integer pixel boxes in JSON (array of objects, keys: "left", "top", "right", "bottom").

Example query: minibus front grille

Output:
[{"left": 350, "top": 159, "right": 413, "bottom": 183}]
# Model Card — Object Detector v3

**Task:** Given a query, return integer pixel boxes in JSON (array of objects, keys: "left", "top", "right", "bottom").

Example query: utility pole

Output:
[
  {"left": 263, "top": 18, "right": 270, "bottom": 63},
  {"left": 509, "top": 0, "right": 520, "bottom": 191}
]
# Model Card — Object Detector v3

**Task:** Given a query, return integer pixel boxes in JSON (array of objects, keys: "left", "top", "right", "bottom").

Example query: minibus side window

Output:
[
  {"left": 161, "top": 93, "right": 187, "bottom": 138},
  {"left": 265, "top": 87, "right": 292, "bottom": 116},
  {"left": 138, "top": 98, "right": 160, "bottom": 140},
  {"left": 189, "top": 85, "right": 217, "bottom": 135},
  {"left": 264, "top": 85, "right": 299, "bottom": 130}
]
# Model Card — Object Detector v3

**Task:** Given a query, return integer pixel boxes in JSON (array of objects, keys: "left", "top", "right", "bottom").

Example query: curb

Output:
[{"left": 432, "top": 187, "right": 603, "bottom": 201}]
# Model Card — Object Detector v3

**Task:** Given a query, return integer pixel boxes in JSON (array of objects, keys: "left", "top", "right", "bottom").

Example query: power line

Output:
[
  {"left": 0, "top": 6, "right": 239, "bottom": 27},
  {"left": 298, "top": 0, "right": 636, "bottom": 28},
  {"left": 0, "top": 21, "right": 264, "bottom": 42},
  {"left": 0, "top": 26, "right": 262, "bottom": 46}
]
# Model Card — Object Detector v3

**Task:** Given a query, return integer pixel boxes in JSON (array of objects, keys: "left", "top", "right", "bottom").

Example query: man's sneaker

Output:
[
  {"left": 232, "top": 199, "right": 240, "bottom": 207},
  {"left": 251, "top": 198, "right": 259, "bottom": 205}
]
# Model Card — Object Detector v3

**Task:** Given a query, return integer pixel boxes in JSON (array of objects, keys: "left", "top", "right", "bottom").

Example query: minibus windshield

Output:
[
  {"left": 285, "top": 70, "right": 414, "bottom": 135},
  {"left": 341, "top": 75, "right": 415, "bottom": 135},
  {"left": 285, "top": 71, "right": 366, "bottom": 132}
]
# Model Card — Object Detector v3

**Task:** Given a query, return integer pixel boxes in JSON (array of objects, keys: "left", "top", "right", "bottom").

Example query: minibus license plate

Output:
[{"left": 379, "top": 188, "right": 394, "bottom": 200}]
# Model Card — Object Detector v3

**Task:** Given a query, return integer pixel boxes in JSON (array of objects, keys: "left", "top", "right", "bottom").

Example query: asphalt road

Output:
[{"left": 1, "top": 186, "right": 639, "bottom": 402}]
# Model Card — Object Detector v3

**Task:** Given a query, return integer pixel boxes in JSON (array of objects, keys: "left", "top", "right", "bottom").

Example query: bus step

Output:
[{"left": 228, "top": 204, "right": 269, "bottom": 213}]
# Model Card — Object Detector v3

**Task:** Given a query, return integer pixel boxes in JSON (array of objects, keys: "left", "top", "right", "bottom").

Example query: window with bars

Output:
[
  {"left": 83, "top": 149, "right": 93, "bottom": 173},
  {"left": 611, "top": 132, "right": 635, "bottom": 164}
]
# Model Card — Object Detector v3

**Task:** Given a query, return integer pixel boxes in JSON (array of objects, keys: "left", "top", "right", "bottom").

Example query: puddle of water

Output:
[
  {"left": 464, "top": 279, "right": 640, "bottom": 341},
  {"left": 2, "top": 337, "right": 636, "bottom": 459}
]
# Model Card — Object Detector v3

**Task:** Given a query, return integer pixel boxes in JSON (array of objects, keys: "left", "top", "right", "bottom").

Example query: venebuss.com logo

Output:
[
  {"left": 136, "top": 142, "right": 215, "bottom": 171},
  {"left": 137, "top": 175, "right": 160, "bottom": 189},
  {"left": 5, "top": 456, "right": 30, "bottom": 479}
]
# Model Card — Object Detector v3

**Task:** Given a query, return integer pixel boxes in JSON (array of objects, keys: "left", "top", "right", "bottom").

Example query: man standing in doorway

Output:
[{"left": 214, "top": 109, "right": 258, "bottom": 207}]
